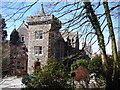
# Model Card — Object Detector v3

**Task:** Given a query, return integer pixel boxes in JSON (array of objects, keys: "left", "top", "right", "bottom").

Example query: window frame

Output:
[
  {"left": 34, "top": 46, "right": 43, "bottom": 55},
  {"left": 35, "top": 31, "right": 43, "bottom": 40},
  {"left": 21, "top": 35, "right": 25, "bottom": 42}
]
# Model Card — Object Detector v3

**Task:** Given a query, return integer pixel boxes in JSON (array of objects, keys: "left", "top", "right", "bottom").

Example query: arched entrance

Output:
[{"left": 34, "top": 59, "right": 41, "bottom": 73}]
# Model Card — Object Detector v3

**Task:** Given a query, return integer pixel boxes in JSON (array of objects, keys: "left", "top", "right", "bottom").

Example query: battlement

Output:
[
  {"left": 27, "top": 15, "right": 52, "bottom": 24},
  {"left": 27, "top": 14, "right": 61, "bottom": 26}
]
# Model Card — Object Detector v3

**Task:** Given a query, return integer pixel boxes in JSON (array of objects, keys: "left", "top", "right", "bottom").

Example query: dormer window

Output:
[{"left": 35, "top": 31, "right": 43, "bottom": 39}]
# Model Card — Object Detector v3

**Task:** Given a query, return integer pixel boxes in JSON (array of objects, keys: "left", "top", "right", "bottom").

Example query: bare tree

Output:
[
  {"left": 45, "top": 1, "right": 119, "bottom": 89},
  {"left": 103, "top": 1, "right": 119, "bottom": 89}
]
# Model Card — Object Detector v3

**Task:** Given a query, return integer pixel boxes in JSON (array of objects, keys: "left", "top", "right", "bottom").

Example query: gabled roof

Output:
[{"left": 17, "top": 21, "right": 28, "bottom": 32}]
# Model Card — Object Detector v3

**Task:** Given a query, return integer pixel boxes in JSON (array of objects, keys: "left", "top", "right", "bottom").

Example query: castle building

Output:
[{"left": 10, "top": 5, "right": 80, "bottom": 75}]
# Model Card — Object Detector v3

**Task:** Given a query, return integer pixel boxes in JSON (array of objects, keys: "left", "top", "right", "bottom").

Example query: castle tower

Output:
[{"left": 27, "top": 4, "right": 61, "bottom": 74}]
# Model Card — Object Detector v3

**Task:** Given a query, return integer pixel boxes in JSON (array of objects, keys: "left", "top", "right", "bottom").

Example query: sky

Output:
[
  {"left": 1, "top": 1, "right": 120, "bottom": 55},
  {"left": 1, "top": 0, "right": 120, "bottom": 2}
]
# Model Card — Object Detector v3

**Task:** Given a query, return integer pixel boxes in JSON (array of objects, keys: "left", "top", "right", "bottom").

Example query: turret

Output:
[{"left": 37, "top": 4, "right": 46, "bottom": 16}]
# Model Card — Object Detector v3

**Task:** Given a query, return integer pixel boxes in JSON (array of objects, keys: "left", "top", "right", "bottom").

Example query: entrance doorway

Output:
[{"left": 34, "top": 59, "right": 41, "bottom": 73}]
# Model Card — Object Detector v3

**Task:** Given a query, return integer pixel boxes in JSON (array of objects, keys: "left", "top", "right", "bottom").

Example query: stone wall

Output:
[{"left": 27, "top": 24, "right": 51, "bottom": 74}]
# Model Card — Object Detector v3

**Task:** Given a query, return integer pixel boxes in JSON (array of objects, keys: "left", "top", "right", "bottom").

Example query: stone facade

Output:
[{"left": 10, "top": 28, "right": 28, "bottom": 75}]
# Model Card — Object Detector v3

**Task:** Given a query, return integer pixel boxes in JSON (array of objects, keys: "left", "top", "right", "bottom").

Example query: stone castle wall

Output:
[{"left": 28, "top": 24, "right": 51, "bottom": 74}]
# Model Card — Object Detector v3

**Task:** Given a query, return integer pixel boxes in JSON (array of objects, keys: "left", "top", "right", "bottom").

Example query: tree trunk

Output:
[
  {"left": 103, "top": 1, "right": 119, "bottom": 89},
  {"left": 83, "top": 1, "right": 112, "bottom": 89}
]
